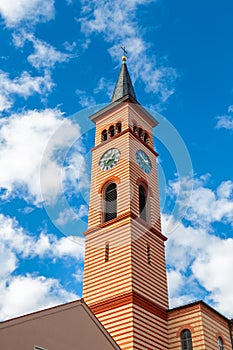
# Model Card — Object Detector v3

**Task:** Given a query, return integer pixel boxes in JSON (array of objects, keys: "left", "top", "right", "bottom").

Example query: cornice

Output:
[
  {"left": 88, "top": 290, "right": 167, "bottom": 321},
  {"left": 83, "top": 211, "right": 167, "bottom": 242}
]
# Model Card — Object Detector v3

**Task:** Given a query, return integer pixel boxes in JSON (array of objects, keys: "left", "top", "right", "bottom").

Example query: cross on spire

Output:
[{"left": 120, "top": 46, "right": 128, "bottom": 57}]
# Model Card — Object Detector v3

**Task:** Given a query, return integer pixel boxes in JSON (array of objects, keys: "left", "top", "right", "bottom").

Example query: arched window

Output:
[
  {"left": 181, "top": 329, "right": 193, "bottom": 350},
  {"left": 133, "top": 124, "right": 137, "bottom": 133},
  {"left": 101, "top": 129, "right": 107, "bottom": 141},
  {"left": 109, "top": 125, "right": 115, "bottom": 137},
  {"left": 139, "top": 184, "right": 147, "bottom": 221},
  {"left": 116, "top": 122, "right": 122, "bottom": 133},
  {"left": 218, "top": 337, "right": 224, "bottom": 350},
  {"left": 138, "top": 127, "right": 143, "bottom": 138},
  {"left": 143, "top": 132, "right": 148, "bottom": 143},
  {"left": 104, "top": 183, "right": 117, "bottom": 222}
]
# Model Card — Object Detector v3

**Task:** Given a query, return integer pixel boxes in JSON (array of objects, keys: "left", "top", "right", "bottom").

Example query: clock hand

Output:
[
  {"left": 141, "top": 153, "right": 148, "bottom": 163},
  {"left": 140, "top": 155, "right": 147, "bottom": 166},
  {"left": 105, "top": 159, "right": 112, "bottom": 165},
  {"left": 105, "top": 155, "right": 115, "bottom": 166}
]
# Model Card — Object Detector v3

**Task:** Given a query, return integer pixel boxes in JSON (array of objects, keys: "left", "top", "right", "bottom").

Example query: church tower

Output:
[{"left": 83, "top": 55, "right": 169, "bottom": 350}]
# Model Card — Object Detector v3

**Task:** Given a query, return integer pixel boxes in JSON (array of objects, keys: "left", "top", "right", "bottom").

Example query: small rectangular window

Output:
[{"left": 105, "top": 243, "right": 109, "bottom": 262}]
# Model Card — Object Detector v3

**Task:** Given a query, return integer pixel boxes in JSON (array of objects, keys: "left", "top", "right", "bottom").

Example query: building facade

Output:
[
  {"left": 0, "top": 56, "right": 233, "bottom": 350},
  {"left": 83, "top": 55, "right": 233, "bottom": 350}
]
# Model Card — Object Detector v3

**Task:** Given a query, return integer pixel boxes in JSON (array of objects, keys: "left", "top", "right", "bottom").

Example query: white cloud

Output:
[
  {"left": 0, "top": 70, "right": 53, "bottom": 112},
  {"left": 0, "top": 94, "right": 12, "bottom": 112},
  {"left": 94, "top": 77, "right": 114, "bottom": 99},
  {"left": 0, "top": 0, "right": 55, "bottom": 28},
  {"left": 0, "top": 244, "right": 17, "bottom": 280},
  {"left": 217, "top": 180, "right": 233, "bottom": 198},
  {"left": 0, "top": 213, "right": 83, "bottom": 320},
  {"left": 53, "top": 235, "right": 85, "bottom": 259},
  {"left": 19, "top": 206, "right": 35, "bottom": 214},
  {"left": 79, "top": 0, "right": 176, "bottom": 104},
  {"left": 72, "top": 268, "right": 84, "bottom": 283},
  {"left": 63, "top": 41, "right": 77, "bottom": 52},
  {"left": 216, "top": 115, "right": 233, "bottom": 130},
  {"left": 164, "top": 177, "right": 233, "bottom": 317},
  {"left": 0, "top": 275, "right": 77, "bottom": 321},
  {"left": 13, "top": 32, "right": 73, "bottom": 70},
  {"left": 55, "top": 205, "right": 88, "bottom": 226},
  {"left": 0, "top": 109, "right": 88, "bottom": 205},
  {"left": 192, "top": 238, "right": 233, "bottom": 316},
  {"left": 167, "top": 269, "right": 184, "bottom": 298},
  {"left": 76, "top": 89, "right": 96, "bottom": 107},
  {"left": 167, "top": 176, "right": 233, "bottom": 226},
  {"left": 79, "top": 0, "right": 149, "bottom": 38},
  {"left": 0, "top": 214, "right": 85, "bottom": 260},
  {"left": 216, "top": 105, "right": 233, "bottom": 130},
  {"left": 28, "top": 39, "right": 72, "bottom": 70}
]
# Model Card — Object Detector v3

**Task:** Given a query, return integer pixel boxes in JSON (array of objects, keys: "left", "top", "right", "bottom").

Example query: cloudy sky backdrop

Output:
[{"left": 0, "top": 0, "right": 233, "bottom": 321}]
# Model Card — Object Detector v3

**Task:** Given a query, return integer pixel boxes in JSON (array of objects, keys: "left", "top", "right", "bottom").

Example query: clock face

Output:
[
  {"left": 99, "top": 148, "right": 121, "bottom": 171},
  {"left": 136, "top": 150, "right": 152, "bottom": 174}
]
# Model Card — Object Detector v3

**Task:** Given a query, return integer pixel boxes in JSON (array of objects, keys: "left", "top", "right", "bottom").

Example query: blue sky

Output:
[{"left": 0, "top": 0, "right": 232, "bottom": 321}]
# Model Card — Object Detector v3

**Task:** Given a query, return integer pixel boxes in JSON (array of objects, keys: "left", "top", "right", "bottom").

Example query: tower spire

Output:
[{"left": 111, "top": 51, "right": 137, "bottom": 102}]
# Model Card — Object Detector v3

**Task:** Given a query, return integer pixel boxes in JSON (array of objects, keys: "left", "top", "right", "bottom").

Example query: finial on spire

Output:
[{"left": 120, "top": 45, "right": 127, "bottom": 63}]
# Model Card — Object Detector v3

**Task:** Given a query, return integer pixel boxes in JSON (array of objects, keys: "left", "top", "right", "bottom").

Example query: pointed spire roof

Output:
[
  {"left": 89, "top": 54, "right": 158, "bottom": 127},
  {"left": 111, "top": 56, "right": 137, "bottom": 102}
]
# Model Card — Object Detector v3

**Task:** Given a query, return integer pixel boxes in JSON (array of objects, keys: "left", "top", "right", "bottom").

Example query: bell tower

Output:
[{"left": 83, "top": 55, "right": 169, "bottom": 350}]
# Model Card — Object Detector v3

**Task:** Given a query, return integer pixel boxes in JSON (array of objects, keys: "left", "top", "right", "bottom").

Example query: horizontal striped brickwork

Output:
[
  {"left": 129, "top": 132, "right": 161, "bottom": 232},
  {"left": 94, "top": 103, "right": 129, "bottom": 145},
  {"left": 92, "top": 301, "right": 168, "bottom": 350},
  {"left": 83, "top": 221, "right": 132, "bottom": 305},
  {"left": 92, "top": 102, "right": 156, "bottom": 149},
  {"left": 132, "top": 303, "right": 168, "bottom": 349},
  {"left": 168, "top": 304, "right": 204, "bottom": 349},
  {"left": 128, "top": 103, "right": 155, "bottom": 149},
  {"left": 131, "top": 221, "right": 168, "bottom": 309},
  {"left": 84, "top": 100, "right": 168, "bottom": 349},
  {"left": 88, "top": 131, "right": 131, "bottom": 228},
  {"left": 88, "top": 130, "right": 161, "bottom": 232},
  {"left": 201, "top": 303, "right": 232, "bottom": 349},
  {"left": 83, "top": 220, "right": 168, "bottom": 349},
  {"left": 167, "top": 302, "right": 232, "bottom": 349},
  {"left": 83, "top": 221, "right": 168, "bottom": 305},
  {"left": 94, "top": 304, "right": 134, "bottom": 350}
]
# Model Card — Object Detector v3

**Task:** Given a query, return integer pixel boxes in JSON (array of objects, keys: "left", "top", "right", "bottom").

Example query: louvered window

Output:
[
  {"left": 138, "top": 127, "right": 143, "bottom": 138},
  {"left": 143, "top": 132, "right": 148, "bottom": 143},
  {"left": 109, "top": 125, "right": 115, "bottom": 137},
  {"left": 104, "top": 183, "right": 117, "bottom": 222},
  {"left": 181, "top": 329, "right": 193, "bottom": 350},
  {"left": 102, "top": 129, "right": 107, "bottom": 141},
  {"left": 116, "top": 122, "right": 122, "bottom": 133},
  {"left": 139, "top": 185, "right": 147, "bottom": 221}
]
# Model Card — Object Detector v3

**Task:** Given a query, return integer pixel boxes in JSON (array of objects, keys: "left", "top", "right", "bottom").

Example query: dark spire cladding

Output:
[{"left": 111, "top": 56, "right": 137, "bottom": 102}]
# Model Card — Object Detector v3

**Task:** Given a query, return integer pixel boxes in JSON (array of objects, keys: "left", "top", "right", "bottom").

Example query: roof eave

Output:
[{"left": 89, "top": 95, "right": 158, "bottom": 127}]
